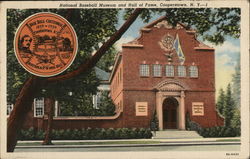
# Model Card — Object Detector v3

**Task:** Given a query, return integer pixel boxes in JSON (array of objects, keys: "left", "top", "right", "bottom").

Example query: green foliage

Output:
[
  {"left": 98, "top": 91, "right": 116, "bottom": 116},
  {"left": 96, "top": 47, "right": 117, "bottom": 73},
  {"left": 232, "top": 60, "right": 241, "bottom": 108},
  {"left": 216, "top": 83, "right": 240, "bottom": 131},
  {"left": 231, "top": 108, "right": 241, "bottom": 136},
  {"left": 18, "top": 127, "right": 153, "bottom": 140},
  {"left": 150, "top": 111, "right": 159, "bottom": 131},
  {"left": 59, "top": 90, "right": 116, "bottom": 116},
  {"left": 125, "top": 8, "right": 240, "bottom": 44},
  {"left": 186, "top": 120, "right": 239, "bottom": 138},
  {"left": 224, "top": 84, "right": 235, "bottom": 127},
  {"left": 7, "top": 9, "right": 119, "bottom": 104},
  {"left": 216, "top": 88, "right": 226, "bottom": 116}
]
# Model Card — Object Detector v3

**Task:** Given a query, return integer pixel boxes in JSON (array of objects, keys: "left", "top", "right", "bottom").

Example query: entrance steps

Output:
[{"left": 152, "top": 130, "right": 203, "bottom": 139}]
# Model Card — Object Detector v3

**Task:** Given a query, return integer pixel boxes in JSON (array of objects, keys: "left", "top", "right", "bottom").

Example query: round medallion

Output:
[{"left": 14, "top": 12, "right": 78, "bottom": 77}]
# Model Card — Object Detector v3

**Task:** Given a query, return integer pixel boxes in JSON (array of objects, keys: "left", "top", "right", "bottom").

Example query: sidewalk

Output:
[{"left": 16, "top": 137, "right": 241, "bottom": 148}]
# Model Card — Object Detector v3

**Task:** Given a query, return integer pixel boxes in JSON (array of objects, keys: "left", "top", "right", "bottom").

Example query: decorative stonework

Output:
[
  {"left": 155, "top": 80, "right": 188, "bottom": 91},
  {"left": 154, "top": 20, "right": 173, "bottom": 29},
  {"left": 153, "top": 20, "right": 184, "bottom": 30},
  {"left": 159, "top": 33, "right": 175, "bottom": 52},
  {"left": 176, "top": 23, "right": 184, "bottom": 30}
]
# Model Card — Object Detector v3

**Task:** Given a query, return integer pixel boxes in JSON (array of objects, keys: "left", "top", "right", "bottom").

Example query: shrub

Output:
[
  {"left": 106, "top": 128, "right": 115, "bottom": 139},
  {"left": 18, "top": 127, "right": 153, "bottom": 140},
  {"left": 35, "top": 129, "right": 45, "bottom": 140}
]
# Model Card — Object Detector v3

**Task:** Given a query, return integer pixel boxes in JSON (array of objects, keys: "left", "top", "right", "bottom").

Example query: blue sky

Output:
[{"left": 114, "top": 11, "right": 240, "bottom": 99}]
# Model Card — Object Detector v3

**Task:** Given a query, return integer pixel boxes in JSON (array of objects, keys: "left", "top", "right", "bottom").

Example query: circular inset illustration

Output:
[{"left": 14, "top": 12, "right": 78, "bottom": 77}]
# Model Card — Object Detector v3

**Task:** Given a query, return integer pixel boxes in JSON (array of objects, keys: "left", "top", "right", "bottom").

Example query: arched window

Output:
[{"left": 189, "top": 66, "right": 198, "bottom": 78}]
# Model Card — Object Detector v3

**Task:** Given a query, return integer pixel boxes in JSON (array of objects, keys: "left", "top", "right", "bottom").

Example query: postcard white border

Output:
[{"left": 0, "top": 1, "right": 249, "bottom": 159}]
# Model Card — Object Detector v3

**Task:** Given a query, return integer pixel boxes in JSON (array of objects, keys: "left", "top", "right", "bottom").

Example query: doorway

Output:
[{"left": 163, "top": 97, "right": 178, "bottom": 129}]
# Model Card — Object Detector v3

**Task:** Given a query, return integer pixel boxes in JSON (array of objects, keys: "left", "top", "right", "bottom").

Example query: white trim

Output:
[{"left": 33, "top": 97, "right": 44, "bottom": 117}]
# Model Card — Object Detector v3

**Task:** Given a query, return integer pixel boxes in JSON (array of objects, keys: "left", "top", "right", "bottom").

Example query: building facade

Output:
[
  {"left": 10, "top": 16, "right": 224, "bottom": 131},
  {"left": 110, "top": 16, "right": 224, "bottom": 130}
]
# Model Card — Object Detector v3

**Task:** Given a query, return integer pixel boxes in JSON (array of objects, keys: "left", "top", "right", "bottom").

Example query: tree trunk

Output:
[
  {"left": 7, "top": 76, "right": 45, "bottom": 152},
  {"left": 42, "top": 98, "right": 55, "bottom": 145},
  {"left": 7, "top": 8, "right": 143, "bottom": 152}
]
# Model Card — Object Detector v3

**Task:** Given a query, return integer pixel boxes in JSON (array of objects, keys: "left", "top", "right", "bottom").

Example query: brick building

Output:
[
  {"left": 110, "top": 16, "right": 223, "bottom": 130},
  {"left": 14, "top": 16, "right": 223, "bottom": 131}
]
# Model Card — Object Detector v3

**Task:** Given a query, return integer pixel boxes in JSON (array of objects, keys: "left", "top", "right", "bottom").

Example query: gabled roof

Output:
[
  {"left": 142, "top": 16, "right": 187, "bottom": 30},
  {"left": 94, "top": 67, "right": 110, "bottom": 81}
]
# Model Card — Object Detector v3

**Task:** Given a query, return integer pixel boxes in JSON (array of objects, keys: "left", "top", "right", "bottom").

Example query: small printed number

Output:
[{"left": 226, "top": 153, "right": 239, "bottom": 156}]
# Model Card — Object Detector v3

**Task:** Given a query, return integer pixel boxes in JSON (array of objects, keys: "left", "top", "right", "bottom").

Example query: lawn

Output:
[{"left": 17, "top": 140, "right": 161, "bottom": 146}]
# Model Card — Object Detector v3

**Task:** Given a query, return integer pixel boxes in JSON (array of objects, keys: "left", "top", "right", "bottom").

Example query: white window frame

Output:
[
  {"left": 34, "top": 98, "right": 44, "bottom": 117},
  {"left": 153, "top": 64, "right": 162, "bottom": 77},
  {"left": 140, "top": 64, "right": 150, "bottom": 77},
  {"left": 7, "top": 104, "right": 13, "bottom": 116},
  {"left": 189, "top": 66, "right": 198, "bottom": 78},
  {"left": 165, "top": 65, "right": 174, "bottom": 77},
  {"left": 93, "top": 92, "right": 102, "bottom": 109},
  {"left": 177, "top": 65, "right": 186, "bottom": 77}
]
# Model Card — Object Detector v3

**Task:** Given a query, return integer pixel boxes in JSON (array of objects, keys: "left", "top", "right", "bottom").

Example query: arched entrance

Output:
[
  {"left": 155, "top": 80, "right": 187, "bottom": 130},
  {"left": 163, "top": 97, "right": 178, "bottom": 129}
]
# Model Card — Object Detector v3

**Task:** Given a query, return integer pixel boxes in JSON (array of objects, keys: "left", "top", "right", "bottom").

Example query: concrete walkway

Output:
[{"left": 16, "top": 137, "right": 240, "bottom": 149}]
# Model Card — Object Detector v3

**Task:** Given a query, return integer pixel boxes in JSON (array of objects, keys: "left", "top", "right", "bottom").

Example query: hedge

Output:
[
  {"left": 17, "top": 127, "right": 153, "bottom": 140},
  {"left": 186, "top": 120, "right": 240, "bottom": 137}
]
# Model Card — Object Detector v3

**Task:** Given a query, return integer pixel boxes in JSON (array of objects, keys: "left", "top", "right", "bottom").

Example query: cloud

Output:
[
  {"left": 114, "top": 36, "right": 135, "bottom": 51},
  {"left": 203, "top": 40, "right": 240, "bottom": 98},
  {"left": 215, "top": 41, "right": 240, "bottom": 54},
  {"left": 215, "top": 54, "right": 235, "bottom": 98},
  {"left": 205, "top": 41, "right": 240, "bottom": 55}
]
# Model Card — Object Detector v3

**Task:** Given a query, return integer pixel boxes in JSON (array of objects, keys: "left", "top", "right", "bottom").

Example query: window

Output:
[
  {"left": 93, "top": 92, "right": 101, "bottom": 109},
  {"left": 34, "top": 98, "right": 44, "bottom": 117},
  {"left": 189, "top": 66, "right": 198, "bottom": 78},
  {"left": 140, "top": 64, "right": 149, "bottom": 76},
  {"left": 165, "top": 65, "right": 174, "bottom": 77},
  {"left": 178, "top": 66, "right": 186, "bottom": 77},
  {"left": 153, "top": 64, "right": 162, "bottom": 77},
  {"left": 7, "top": 104, "right": 13, "bottom": 115}
]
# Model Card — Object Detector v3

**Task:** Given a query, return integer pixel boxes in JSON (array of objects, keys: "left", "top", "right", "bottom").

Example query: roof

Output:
[{"left": 94, "top": 67, "right": 110, "bottom": 81}]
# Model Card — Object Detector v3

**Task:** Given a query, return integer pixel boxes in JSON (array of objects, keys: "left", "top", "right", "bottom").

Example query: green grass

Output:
[
  {"left": 216, "top": 139, "right": 240, "bottom": 142},
  {"left": 17, "top": 141, "right": 160, "bottom": 146}
]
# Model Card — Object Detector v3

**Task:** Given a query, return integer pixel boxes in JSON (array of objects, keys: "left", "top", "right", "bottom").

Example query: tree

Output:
[
  {"left": 98, "top": 91, "right": 116, "bottom": 116},
  {"left": 96, "top": 47, "right": 117, "bottom": 73},
  {"left": 125, "top": 8, "right": 240, "bottom": 45},
  {"left": 216, "top": 88, "right": 226, "bottom": 116},
  {"left": 7, "top": 8, "right": 142, "bottom": 152},
  {"left": 232, "top": 59, "right": 241, "bottom": 108},
  {"left": 224, "top": 84, "right": 235, "bottom": 127},
  {"left": 42, "top": 98, "right": 55, "bottom": 145},
  {"left": 7, "top": 8, "right": 240, "bottom": 152}
]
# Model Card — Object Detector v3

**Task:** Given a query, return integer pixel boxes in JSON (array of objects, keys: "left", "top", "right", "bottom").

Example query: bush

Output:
[
  {"left": 35, "top": 129, "right": 45, "bottom": 140},
  {"left": 106, "top": 128, "right": 115, "bottom": 139},
  {"left": 186, "top": 119, "right": 240, "bottom": 138},
  {"left": 18, "top": 127, "right": 153, "bottom": 140}
]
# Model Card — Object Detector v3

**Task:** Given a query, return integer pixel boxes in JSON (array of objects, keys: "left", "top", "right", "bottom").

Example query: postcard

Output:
[{"left": 0, "top": 1, "right": 249, "bottom": 159}]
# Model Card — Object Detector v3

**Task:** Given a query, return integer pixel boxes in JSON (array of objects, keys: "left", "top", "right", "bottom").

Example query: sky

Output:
[{"left": 114, "top": 11, "right": 240, "bottom": 99}]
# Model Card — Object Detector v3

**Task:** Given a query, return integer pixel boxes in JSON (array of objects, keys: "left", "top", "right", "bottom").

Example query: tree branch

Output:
[{"left": 47, "top": 8, "right": 143, "bottom": 82}]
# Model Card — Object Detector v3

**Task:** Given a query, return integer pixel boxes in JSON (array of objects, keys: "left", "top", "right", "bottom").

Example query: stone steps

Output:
[{"left": 152, "top": 130, "right": 203, "bottom": 139}]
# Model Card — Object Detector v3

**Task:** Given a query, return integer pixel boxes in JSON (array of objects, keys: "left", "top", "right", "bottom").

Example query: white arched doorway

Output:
[{"left": 155, "top": 80, "right": 187, "bottom": 130}]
